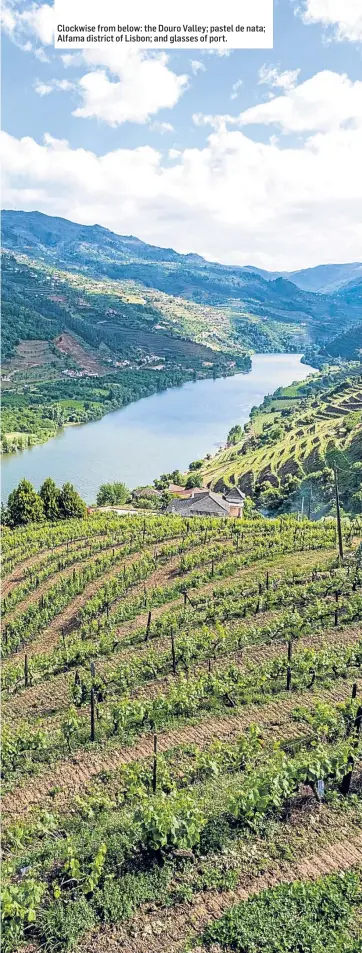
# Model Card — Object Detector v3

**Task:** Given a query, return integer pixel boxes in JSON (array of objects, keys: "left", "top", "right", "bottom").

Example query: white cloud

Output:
[
  {"left": 190, "top": 60, "right": 206, "bottom": 75},
  {"left": 2, "top": 99, "right": 362, "bottom": 271},
  {"left": 300, "top": 0, "right": 362, "bottom": 43},
  {"left": 1, "top": 2, "right": 189, "bottom": 125},
  {"left": 72, "top": 53, "right": 188, "bottom": 125},
  {"left": 233, "top": 71, "right": 362, "bottom": 133},
  {"left": 34, "top": 78, "right": 74, "bottom": 95},
  {"left": 230, "top": 79, "right": 243, "bottom": 101},
  {"left": 258, "top": 64, "right": 300, "bottom": 92},
  {"left": 1, "top": 1, "right": 54, "bottom": 44},
  {"left": 150, "top": 121, "right": 174, "bottom": 134}
]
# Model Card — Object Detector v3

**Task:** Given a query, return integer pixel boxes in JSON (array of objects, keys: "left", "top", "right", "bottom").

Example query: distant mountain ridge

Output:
[
  {"left": 243, "top": 263, "right": 362, "bottom": 293},
  {"left": 3, "top": 209, "right": 361, "bottom": 293},
  {"left": 2, "top": 210, "right": 362, "bottom": 348}
]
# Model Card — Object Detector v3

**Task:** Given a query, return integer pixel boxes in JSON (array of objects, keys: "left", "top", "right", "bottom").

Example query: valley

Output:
[
  {"left": 1, "top": 211, "right": 362, "bottom": 953},
  {"left": 1, "top": 210, "right": 361, "bottom": 462}
]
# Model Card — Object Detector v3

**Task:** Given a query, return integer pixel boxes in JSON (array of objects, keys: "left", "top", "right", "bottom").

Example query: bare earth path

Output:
[{"left": 80, "top": 829, "right": 362, "bottom": 953}]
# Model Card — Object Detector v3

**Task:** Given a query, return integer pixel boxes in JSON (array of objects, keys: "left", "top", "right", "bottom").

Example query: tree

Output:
[
  {"left": 185, "top": 473, "right": 203, "bottom": 489},
  {"left": 96, "top": 482, "right": 129, "bottom": 506},
  {"left": 58, "top": 483, "right": 87, "bottom": 520},
  {"left": 39, "top": 477, "right": 60, "bottom": 521},
  {"left": 227, "top": 424, "right": 243, "bottom": 446},
  {"left": 6, "top": 479, "right": 44, "bottom": 528},
  {"left": 189, "top": 460, "right": 203, "bottom": 471}
]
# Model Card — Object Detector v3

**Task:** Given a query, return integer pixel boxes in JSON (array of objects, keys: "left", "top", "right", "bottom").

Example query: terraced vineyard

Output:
[
  {"left": 199, "top": 371, "right": 362, "bottom": 514},
  {"left": 2, "top": 510, "right": 362, "bottom": 952}
]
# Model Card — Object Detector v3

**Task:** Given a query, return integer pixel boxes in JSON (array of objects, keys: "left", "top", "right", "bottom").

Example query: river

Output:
[{"left": 1, "top": 354, "right": 313, "bottom": 503}]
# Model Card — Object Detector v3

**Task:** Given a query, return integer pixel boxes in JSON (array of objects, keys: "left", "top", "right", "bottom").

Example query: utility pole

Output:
[{"left": 334, "top": 467, "right": 344, "bottom": 563}]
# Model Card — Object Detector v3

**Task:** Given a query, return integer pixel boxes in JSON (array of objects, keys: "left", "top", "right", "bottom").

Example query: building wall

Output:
[{"left": 228, "top": 504, "right": 243, "bottom": 518}]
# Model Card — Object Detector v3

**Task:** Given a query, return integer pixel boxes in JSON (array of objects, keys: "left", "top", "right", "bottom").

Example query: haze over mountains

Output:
[
  {"left": 242, "top": 263, "right": 362, "bottom": 294},
  {"left": 2, "top": 210, "right": 362, "bottom": 353}
]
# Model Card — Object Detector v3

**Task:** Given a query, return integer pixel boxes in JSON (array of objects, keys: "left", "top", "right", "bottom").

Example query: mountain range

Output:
[{"left": 1, "top": 210, "right": 362, "bottom": 360}]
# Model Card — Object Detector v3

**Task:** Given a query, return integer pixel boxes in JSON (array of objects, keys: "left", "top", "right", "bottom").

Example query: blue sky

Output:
[{"left": 1, "top": 0, "right": 362, "bottom": 269}]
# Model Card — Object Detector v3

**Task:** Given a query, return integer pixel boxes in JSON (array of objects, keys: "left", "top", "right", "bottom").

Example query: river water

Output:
[{"left": 1, "top": 354, "right": 313, "bottom": 503}]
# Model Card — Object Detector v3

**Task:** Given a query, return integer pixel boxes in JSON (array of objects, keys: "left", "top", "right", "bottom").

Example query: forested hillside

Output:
[
  {"left": 324, "top": 323, "right": 362, "bottom": 361},
  {"left": 2, "top": 211, "right": 362, "bottom": 457},
  {"left": 2, "top": 211, "right": 361, "bottom": 344}
]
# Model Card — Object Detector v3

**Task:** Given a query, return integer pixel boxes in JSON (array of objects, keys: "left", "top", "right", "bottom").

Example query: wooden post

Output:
[
  {"left": 152, "top": 734, "right": 158, "bottom": 793},
  {"left": 334, "top": 467, "right": 344, "bottom": 563},
  {"left": 90, "top": 687, "right": 96, "bottom": 742},
  {"left": 75, "top": 670, "right": 81, "bottom": 686},
  {"left": 286, "top": 639, "right": 292, "bottom": 692},
  {"left": 211, "top": 558, "right": 214, "bottom": 578},
  {"left": 24, "top": 654, "right": 29, "bottom": 688},
  {"left": 90, "top": 661, "right": 96, "bottom": 679},
  {"left": 266, "top": 571, "right": 269, "bottom": 590},
  {"left": 183, "top": 590, "right": 187, "bottom": 608},
  {"left": 341, "top": 706, "right": 362, "bottom": 795},
  {"left": 352, "top": 683, "right": 358, "bottom": 700},
  {"left": 145, "top": 611, "right": 152, "bottom": 642},
  {"left": 106, "top": 601, "right": 109, "bottom": 619},
  {"left": 171, "top": 629, "right": 177, "bottom": 674},
  {"left": 307, "top": 486, "right": 312, "bottom": 521}
]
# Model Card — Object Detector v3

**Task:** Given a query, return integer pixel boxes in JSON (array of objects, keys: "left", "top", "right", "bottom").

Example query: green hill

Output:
[
  {"left": 197, "top": 366, "right": 362, "bottom": 516},
  {"left": 2, "top": 210, "right": 361, "bottom": 347},
  {"left": 324, "top": 322, "right": 362, "bottom": 361}
]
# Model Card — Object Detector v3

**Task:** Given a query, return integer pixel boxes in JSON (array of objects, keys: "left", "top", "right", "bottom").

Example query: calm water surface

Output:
[{"left": 1, "top": 354, "right": 313, "bottom": 503}]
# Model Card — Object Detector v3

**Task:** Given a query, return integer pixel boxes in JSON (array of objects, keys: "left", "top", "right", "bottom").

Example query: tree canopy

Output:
[
  {"left": 96, "top": 483, "right": 129, "bottom": 506},
  {"left": 3, "top": 478, "right": 86, "bottom": 527}
]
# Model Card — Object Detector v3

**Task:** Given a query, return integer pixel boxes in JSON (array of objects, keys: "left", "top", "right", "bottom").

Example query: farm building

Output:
[{"left": 166, "top": 488, "right": 245, "bottom": 518}]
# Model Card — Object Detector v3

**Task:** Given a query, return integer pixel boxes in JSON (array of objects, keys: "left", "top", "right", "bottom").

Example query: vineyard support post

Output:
[
  {"left": 171, "top": 629, "right": 177, "bottom": 674},
  {"left": 145, "top": 611, "right": 152, "bottom": 642},
  {"left": 90, "top": 687, "right": 96, "bottom": 742},
  {"left": 334, "top": 467, "right": 344, "bottom": 563},
  {"left": 341, "top": 705, "right": 362, "bottom": 795},
  {"left": 152, "top": 734, "right": 158, "bottom": 793},
  {"left": 307, "top": 486, "right": 312, "bottom": 521},
  {"left": 286, "top": 639, "right": 292, "bottom": 691},
  {"left": 24, "top": 654, "right": 29, "bottom": 688}
]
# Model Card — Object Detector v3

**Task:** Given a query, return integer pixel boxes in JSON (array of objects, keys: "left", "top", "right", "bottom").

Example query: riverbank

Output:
[
  {"left": 1, "top": 355, "right": 313, "bottom": 503},
  {"left": 1, "top": 357, "right": 249, "bottom": 457}
]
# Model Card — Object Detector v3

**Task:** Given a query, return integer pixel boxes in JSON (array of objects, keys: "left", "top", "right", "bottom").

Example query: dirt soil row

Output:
[{"left": 2, "top": 679, "right": 357, "bottom": 824}]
